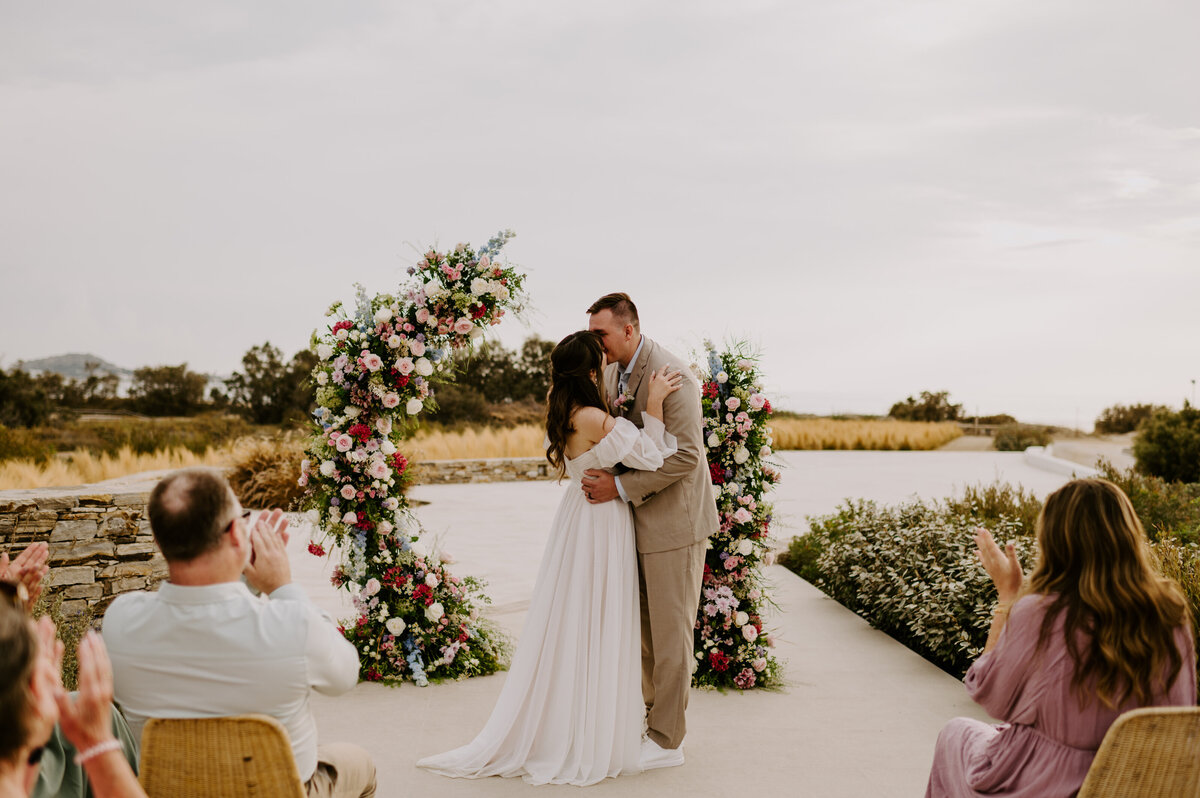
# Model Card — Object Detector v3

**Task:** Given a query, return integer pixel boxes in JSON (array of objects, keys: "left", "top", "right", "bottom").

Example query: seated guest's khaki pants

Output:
[{"left": 306, "top": 743, "right": 377, "bottom": 798}]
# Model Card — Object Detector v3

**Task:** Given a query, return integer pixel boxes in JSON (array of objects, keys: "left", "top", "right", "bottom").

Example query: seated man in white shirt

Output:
[{"left": 102, "top": 467, "right": 376, "bottom": 798}]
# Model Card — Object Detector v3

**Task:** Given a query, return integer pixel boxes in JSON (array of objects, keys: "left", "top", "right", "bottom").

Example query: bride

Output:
[{"left": 417, "top": 329, "right": 681, "bottom": 786}]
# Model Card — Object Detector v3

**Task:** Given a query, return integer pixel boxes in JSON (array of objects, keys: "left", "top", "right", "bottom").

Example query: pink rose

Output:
[
  {"left": 725, "top": 397, "right": 741, "bottom": 411},
  {"left": 415, "top": 308, "right": 430, "bottom": 324},
  {"left": 396, "top": 357, "right": 415, "bottom": 375},
  {"left": 748, "top": 393, "right": 766, "bottom": 410},
  {"left": 382, "top": 392, "right": 400, "bottom": 408},
  {"left": 340, "top": 484, "right": 356, "bottom": 500},
  {"left": 362, "top": 353, "right": 383, "bottom": 372},
  {"left": 732, "top": 508, "right": 753, "bottom": 525},
  {"left": 335, "top": 434, "right": 353, "bottom": 452},
  {"left": 369, "top": 461, "right": 389, "bottom": 479},
  {"left": 453, "top": 318, "right": 474, "bottom": 335},
  {"left": 752, "top": 657, "right": 767, "bottom": 672}
]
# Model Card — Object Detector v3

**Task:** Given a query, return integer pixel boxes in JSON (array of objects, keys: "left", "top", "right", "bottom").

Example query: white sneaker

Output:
[{"left": 639, "top": 737, "right": 685, "bottom": 771}]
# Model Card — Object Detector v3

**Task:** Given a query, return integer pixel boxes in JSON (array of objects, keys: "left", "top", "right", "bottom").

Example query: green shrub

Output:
[
  {"left": 15, "top": 413, "right": 256, "bottom": 461},
  {"left": 0, "top": 425, "right": 53, "bottom": 463},
  {"left": 1094, "top": 403, "right": 1167, "bottom": 435},
  {"left": 993, "top": 423, "right": 1052, "bottom": 451},
  {"left": 798, "top": 497, "right": 1034, "bottom": 676},
  {"left": 1096, "top": 460, "right": 1200, "bottom": 544},
  {"left": 943, "top": 481, "right": 1043, "bottom": 535},
  {"left": 1149, "top": 538, "right": 1200, "bottom": 659},
  {"left": 1133, "top": 403, "right": 1200, "bottom": 484},
  {"left": 889, "top": 390, "right": 962, "bottom": 422}
]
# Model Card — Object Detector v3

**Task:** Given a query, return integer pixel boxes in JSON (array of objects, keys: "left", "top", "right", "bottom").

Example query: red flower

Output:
[
  {"left": 470, "top": 303, "right": 488, "bottom": 319},
  {"left": 702, "top": 381, "right": 718, "bottom": 399},
  {"left": 708, "top": 650, "right": 732, "bottom": 672},
  {"left": 709, "top": 461, "right": 725, "bottom": 485},
  {"left": 413, "top": 584, "right": 434, "bottom": 605},
  {"left": 348, "top": 423, "right": 371, "bottom": 443},
  {"left": 391, "top": 453, "right": 409, "bottom": 475},
  {"left": 307, "top": 542, "right": 326, "bottom": 558},
  {"left": 762, "top": 399, "right": 773, "bottom": 414},
  {"left": 332, "top": 320, "right": 354, "bottom": 334},
  {"left": 396, "top": 374, "right": 410, "bottom": 388}
]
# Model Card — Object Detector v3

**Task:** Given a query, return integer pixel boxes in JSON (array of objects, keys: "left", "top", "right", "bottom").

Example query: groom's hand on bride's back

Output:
[{"left": 582, "top": 470, "right": 619, "bottom": 504}]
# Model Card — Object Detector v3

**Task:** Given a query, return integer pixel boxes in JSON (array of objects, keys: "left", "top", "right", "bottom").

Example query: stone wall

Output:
[
  {"left": 414, "top": 457, "right": 556, "bottom": 484},
  {"left": 0, "top": 487, "right": 166, "bottom": 616}
]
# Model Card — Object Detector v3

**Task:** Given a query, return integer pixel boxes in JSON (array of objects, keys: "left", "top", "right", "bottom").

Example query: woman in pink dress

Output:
[{"left": 927, "top": 478, "right": 1196, "bottom": 798}]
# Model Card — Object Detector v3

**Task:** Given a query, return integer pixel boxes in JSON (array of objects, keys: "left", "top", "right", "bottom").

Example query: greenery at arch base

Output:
[{"left": 300, "top": 231, "right": 523, "bottom": 685}]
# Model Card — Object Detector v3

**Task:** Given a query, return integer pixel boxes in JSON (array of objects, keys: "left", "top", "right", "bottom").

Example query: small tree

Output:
[
  {"left": 0, "top": 368, "right": 52, "bottom": 427},
  {"left": 889, "top": 390, "right": 962, "bottom": 422},
  {"left": 224, "top": 343, "right": 316, "bottom": 425},
  {"left": 1094, "top": 403, "right": 1167, "bottom": 435},
  {"left": 1134, "top": 403, "right": 1200, "bottom": 484},
  {"left": 129, "top": 364, "right": 208, "bottom": 416}
]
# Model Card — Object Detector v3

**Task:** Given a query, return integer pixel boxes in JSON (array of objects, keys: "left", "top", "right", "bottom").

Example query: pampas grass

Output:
[
  {"left": 0, "top": 446, "right": 228, "bottom": 490},
  {"left": 768, "top": 419, "right": 962, "bottom": 451},
  {"left": 226, "top": 435, "right": 309, "bottom": 510}
]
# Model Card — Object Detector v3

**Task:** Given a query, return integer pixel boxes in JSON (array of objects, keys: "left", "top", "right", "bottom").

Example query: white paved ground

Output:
[{"left": 290, "top": 450, "right": 1088, "bottom": 797}]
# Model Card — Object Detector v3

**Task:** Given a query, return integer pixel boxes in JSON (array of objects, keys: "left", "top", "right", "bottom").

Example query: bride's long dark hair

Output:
[{"left": 545, "top": 331, "right": 607, "bottom": 473}]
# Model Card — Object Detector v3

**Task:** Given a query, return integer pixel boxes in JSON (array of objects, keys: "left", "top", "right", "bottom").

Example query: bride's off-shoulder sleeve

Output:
[{"left": 592, "top": 415, "right": 678, "bottom": 471}]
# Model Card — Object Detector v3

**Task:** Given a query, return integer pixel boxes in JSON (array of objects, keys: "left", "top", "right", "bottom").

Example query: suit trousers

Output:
[
  {"left": 306, "top": 743, "right": 377, "bottom": 798},
  {"left": 638, "top": 539, "right": 706, "bottom": 750}
]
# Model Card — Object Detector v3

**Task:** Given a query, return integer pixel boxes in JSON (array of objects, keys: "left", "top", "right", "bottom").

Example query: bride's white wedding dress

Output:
[{"left": 417, "top": 414, "right": 676, "bottom": 786}]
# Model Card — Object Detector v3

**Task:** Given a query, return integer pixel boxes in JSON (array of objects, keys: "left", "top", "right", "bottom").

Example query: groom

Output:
[{"left": 583, "top": 292, "right": 719, "bottom": 771}]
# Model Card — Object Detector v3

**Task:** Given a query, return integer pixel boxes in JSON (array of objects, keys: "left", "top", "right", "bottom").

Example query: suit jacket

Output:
[{"left": 605, "top": 336, "right": 719, "bottom": 554}]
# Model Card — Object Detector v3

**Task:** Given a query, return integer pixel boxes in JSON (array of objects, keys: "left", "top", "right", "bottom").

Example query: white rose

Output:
[
  {"left": 410, "top": 540, "right": 428, "bottom": 558},
  {"left": 425, "top": 602, "right": 445, "bottom": 623},
  {"left": 344, "top": 406, "right": 361, "bottom": 419},
  {"left": 736, "top": 538, "right": 754, "bottom": 556},
  {"left": 760, "top": 445, "right": 772, "bottom": 458},
  {"left": 406, "top": 398, "right": 424, "bottom": 415},
  {"left": 386, "top": 618, "right": 407, "bottom": 637},
  {"left": 387, "top": 335, "right": 402, "bottom": 349},
  {"left": 378, "top": 520, "right": 393, "bottom": 535},
  {"left": 470, "top": 277, "right": 489, "bottom": 296},
  {"left": 725, "top": 482, "right": 740, "bottom": 496},
  {"left": 335, "top": 328, "right": 348, "bottom": 341},
  {"left": 376, "top": 417, "right": 392, "bottom": 435},
  {"left": 362, "top": 578, "right": 381, "bottom": 597},
  {"left": 707, "top": 434, "right": 720, "bottom": 448},
  {"left": 316, "top": 343, "right": 334, "bottom": 360},
  {"left": 384, "top": 497, "right": 400, "bottom": 511},
  {"left": 319, "top": 460, "right": 335, "bottom": 477},
  {"left": 743, "top": 624, "right": 759, "bottom": 642},
  {"left": 425, "top": 573, "right": 439, "bottom": 588},
  {"left": 716, "top": 371, "right": 728, "bottom": 383},
  {"left": 381, "top": 440, "right": 397, "bottom": 455},
  {"left": 415, "top": 357, "right": 433, "bottom": 376},
  {"left": 737, "top": 358, "right": 753, "bottom": 371},
  {"left": 735, "top": 610, "right": 750, "bottom": 626},
  {"left": 410, "top": 340, "right": 426, "bottom": 356},
  {"left": 374, "top": 308, "right": 393, "bottom": 324},
  {"left": 734, "top": 447, "right": 750, "bottom": 464},
  {"left": 315, "top": 371, "right": 329, "bottom": 386}
]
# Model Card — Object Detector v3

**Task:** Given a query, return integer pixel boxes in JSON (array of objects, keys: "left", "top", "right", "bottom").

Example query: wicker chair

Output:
[
  {"left": 138, "top": 714, "right": 307, "bottom": 798},
  {"left": 1077, "top": 706, "right": 1200, "bottom": 797}
]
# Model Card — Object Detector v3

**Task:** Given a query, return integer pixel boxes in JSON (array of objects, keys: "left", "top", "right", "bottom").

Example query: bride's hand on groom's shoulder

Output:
[{"left": 647, "top": 367, "right": 682, "bottom": 404}]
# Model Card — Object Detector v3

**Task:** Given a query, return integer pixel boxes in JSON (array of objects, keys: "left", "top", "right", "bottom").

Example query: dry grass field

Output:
[
  {"left": 0, "top": 446, "right": 229, "bottom": 491},
  {"left": 768, "top": 418, "right": 962, "bottom": 451},
  {"left": 0, "top": 419, "right": 965, "bottom": 490}
]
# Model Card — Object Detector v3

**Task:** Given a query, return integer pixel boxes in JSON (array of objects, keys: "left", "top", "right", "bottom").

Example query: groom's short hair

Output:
[{"left": 587, "top": 293, "right": 640, "bottom": 330}]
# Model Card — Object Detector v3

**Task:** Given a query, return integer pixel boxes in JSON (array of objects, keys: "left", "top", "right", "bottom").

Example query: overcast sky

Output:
[{"left": 1, "top": 1, "right": 1197, "bottom": 426}]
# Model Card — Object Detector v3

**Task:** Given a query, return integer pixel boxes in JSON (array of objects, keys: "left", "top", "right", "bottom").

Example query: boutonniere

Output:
[{"left": 613, "top": 392, "right": 631, "bottom": 414}]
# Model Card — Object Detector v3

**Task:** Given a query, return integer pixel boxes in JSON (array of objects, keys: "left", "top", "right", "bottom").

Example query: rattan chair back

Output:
[
  {"left": 1077, "top": 706, "right": 1200, "bottom": 797},
  {"left": 138, "top": 714, "right": 307, "bottom": 798}
]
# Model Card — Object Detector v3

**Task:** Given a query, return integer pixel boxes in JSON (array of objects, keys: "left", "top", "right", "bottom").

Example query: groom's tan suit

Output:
[{"left": 605, "top": 336, "right": 719, "bottom": 750}]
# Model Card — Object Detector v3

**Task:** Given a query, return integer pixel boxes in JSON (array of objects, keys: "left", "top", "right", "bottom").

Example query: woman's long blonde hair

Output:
[{"left": 1029, "top": 478, "right": 1191, "bottom": 708}]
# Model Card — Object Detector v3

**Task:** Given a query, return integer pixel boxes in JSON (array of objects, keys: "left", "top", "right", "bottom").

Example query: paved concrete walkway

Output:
[{"left": 290, "top": 451, "right": 1084, "bottom": 797}]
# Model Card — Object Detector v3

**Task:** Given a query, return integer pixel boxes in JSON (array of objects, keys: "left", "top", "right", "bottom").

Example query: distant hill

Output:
[{"left": 18, "top": 353, "right": 133, "bottom": 380}]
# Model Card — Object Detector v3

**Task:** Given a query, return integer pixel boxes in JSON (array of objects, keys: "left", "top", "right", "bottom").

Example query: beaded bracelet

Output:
[{"left": 75, "top": 739, "right": 124, "bottom": 765}]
